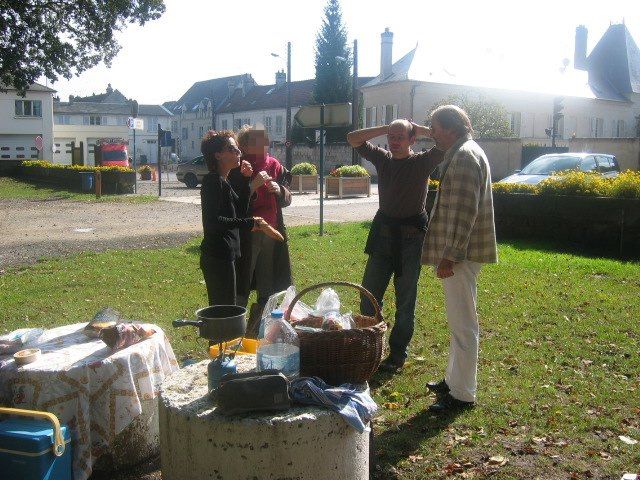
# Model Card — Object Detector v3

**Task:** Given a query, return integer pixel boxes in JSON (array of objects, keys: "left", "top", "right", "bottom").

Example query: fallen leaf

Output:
[
  {"left": 619, "top": 435, "right": 638, "bottom": 445},
  {"left": 408, "top": 455, "right": 423, "bottom": 463},
  {"left": 487, "top": 455, "right": 508, "bottom": 466}
]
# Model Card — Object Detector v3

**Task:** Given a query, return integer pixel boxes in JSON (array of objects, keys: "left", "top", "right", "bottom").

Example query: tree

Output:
[
  {"left": 311, "top": 0, "right": 351, "bottom": 143},
  {"left": 313, "top": 0, "right": 351, "bottom": 104},
  {"left": 0, "top": 0, "right": 166, "bottom": 95},
  {"left": 428, "top": 95, "right": 512, "bottom": 138}
]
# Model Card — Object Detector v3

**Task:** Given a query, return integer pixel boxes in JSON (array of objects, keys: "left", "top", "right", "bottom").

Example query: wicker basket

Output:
[{"left": 284, "top": 281, "right": 387, "bottom": 385}]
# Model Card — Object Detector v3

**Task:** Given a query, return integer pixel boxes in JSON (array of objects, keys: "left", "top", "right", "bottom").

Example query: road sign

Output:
[
  {"left": 294, "top": 103, "right": 352, "bottom": 128},
  {"left": 34, "top": 135, "right": 43, "bottom": 151},
  {"left": 127, "top": 117, "right": 144, "bottom": 130}
]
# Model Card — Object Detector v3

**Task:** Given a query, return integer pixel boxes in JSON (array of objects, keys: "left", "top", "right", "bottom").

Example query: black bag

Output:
[{"left": 215, "top": 369, "right": 290, "bottom": 415}]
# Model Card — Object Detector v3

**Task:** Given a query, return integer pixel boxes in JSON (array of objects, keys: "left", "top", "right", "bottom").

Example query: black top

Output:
[{"left": 200, "top": 172, "right": 254, "bottom": 260}]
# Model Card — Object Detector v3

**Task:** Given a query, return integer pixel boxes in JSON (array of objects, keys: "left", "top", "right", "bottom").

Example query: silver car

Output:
[
  {"left": 499, "top": 153, "right": 620, "bottom": 185},
  {"left": 176, "top": 155, "right": 208, "bottom": 188}
]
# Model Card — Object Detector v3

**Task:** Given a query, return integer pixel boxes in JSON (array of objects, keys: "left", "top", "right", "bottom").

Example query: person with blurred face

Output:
[
  {"left": 346, "top": 119, "right": 444, "bottom": 372},
  {"left": 422, "top": 105, "right": 497, "bottom": 413},
  {"left": 199, "top": 130, "right": 272, "bottom": 307},
  {"left": 228, "top": 126, "right": 293, "bottom": 335}
]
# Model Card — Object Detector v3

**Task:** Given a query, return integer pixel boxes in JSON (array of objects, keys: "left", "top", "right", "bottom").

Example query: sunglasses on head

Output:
[{"left": 226, "top": 145, "right": 241, "bottom": 154}]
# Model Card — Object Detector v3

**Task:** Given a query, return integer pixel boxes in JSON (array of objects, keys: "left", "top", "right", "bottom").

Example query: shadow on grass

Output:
[
  {"left": 185, "top": 244, "right": 201, "bottom": 256},
  {"left": 371, "top": 407, "right": 462, "bottom": 479},
  {"left": 499, "top": 236, "right": 640, "bottom": 263}
]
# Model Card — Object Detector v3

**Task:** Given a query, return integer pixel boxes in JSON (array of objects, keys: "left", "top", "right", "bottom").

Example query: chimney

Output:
[
  {"left": 106, "top": 83, "right": 113, "bottom": 94},
  {"left": 380, "top": 28, "right": 393, "bottom": 78},
  {"left": 275, "top": 70, "right": 286, "bottom": 87},
  {"left": 69, "top": 95, "right": 74, "bottom": 102},
  {"left": 574, "top": 25, "right": 588, "bottom": 71}
]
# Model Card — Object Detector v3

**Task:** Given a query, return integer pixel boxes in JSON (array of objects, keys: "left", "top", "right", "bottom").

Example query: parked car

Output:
[
  {"left": 176, "top": 155, "right": 208, "bottom": 188},
  {"left": 498, "top": 153, "right": 620, "bottom": 185}
]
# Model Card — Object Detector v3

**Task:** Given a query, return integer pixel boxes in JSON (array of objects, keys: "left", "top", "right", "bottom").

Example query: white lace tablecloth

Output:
[{"left": 0, "top": 323, "right": 179, "bottom": 480}]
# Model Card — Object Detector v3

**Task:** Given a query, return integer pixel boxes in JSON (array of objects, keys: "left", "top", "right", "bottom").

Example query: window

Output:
[
  {"left": 556, "top": 117, "right": 565, "bottom": 138},
  {"left": 264, "top": 116, "right": 272, "bottom": 134},
  {"left": 590, "top": 117, "right": 603, "bottom": 138},
  {"left": 182, "top": 127, "right": 188, "bottom": 140},
  {"left": 83, "top": 115, "right": 104, "bottom": 125},
  {"left": 509, "top": 112, "right": 521, "bottom": 137},
  {"left": 147, "top": 117, "right": 158, "bottom": 133},
  {"left": 191, "top": 123, "right": 194, "bottom": 132},
  {"left": 198, "top": 126, "right": 204, "bottom": 138},
  {"left": 382, "top": 104, "right": 397, "bottom": 124},
  {"left": 365, "top": 107, "right": 377, "bottom": 128},
  {"left": 15, "top": 100, "right": 42, "bottom": 117},
  {"left": 222, "top": 119, "right": 228, "bottom": 130},
  {"left": 234, "top": 119, "right": 242, "bottom": 130},
  {"left": 579, "top": 156, "right": 597, "bottom": 172},
  {"left": 275, "top": 115, "right": 283, "bottom": 134},
  {"left": 615, "top": 120, "right": 626, "bottom": 138},
  {"left": 55, "top": 115, "right": 71, "bottom": 125},
  {"left": 171, "top": 121, "right": 178, "bottom": 133},
  {"left": 191, "top": 141, "right": 195, "bottom": 150},
  {"left": 243, "top": 118, "right": 250, "bottom": 126}
]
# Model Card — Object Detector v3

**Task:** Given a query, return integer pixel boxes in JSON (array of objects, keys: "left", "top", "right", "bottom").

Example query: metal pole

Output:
[
  {"left": 158, "top": 124, "right": 162, "bottom": 197},
  {"left": 133, "top": 128, "right": 137, "bottom": 193},
  {"left": 285, "top": 41, "right": 292, "bottom": 170},
  {"left": 319, "top": 105, "right": 325, "bottom": 236},
  {"left": 352, "top": 39, "right": 359, "bottom": 165}
]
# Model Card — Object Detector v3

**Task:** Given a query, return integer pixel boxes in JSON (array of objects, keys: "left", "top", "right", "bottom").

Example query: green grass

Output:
[
  {"left": 0, "top": 177, "right": 157, "bottom": 203},
  {"left": 1, "top": 223, "right": 638, "bottom": 479}
]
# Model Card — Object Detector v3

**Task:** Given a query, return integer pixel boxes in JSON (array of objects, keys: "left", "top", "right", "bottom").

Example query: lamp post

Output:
[
  {"left": 131, "top": 100, "right": 138, "bottom": 193},
  {"left": 336, "top": 40, "right": 359, "bottom": 165},
  {"left": 271, "top": 42, "right": 292, "bottom": 169}
]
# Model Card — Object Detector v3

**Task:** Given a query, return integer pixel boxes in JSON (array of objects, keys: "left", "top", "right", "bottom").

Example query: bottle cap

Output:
[{"left": 271, "top": 309, "right": 284, "bottom": 318}]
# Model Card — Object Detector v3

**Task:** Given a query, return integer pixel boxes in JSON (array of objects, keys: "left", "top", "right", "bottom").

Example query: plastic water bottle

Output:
[{"left": 257, "top": 309, "right": 300, "bottom": 378}]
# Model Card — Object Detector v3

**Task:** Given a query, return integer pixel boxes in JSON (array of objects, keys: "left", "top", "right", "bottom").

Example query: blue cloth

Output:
[{"left": 289, "top": 377, "right": 378, "bottom": 433}]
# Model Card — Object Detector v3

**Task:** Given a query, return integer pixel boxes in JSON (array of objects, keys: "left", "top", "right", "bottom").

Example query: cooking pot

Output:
[{"left": 172, "top": 305, "right": 247, "bottom": 344}]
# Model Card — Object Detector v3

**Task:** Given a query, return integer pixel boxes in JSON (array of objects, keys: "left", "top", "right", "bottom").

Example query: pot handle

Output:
[{"left": 172, "top": 319, "right": 202, "bottom": 328}]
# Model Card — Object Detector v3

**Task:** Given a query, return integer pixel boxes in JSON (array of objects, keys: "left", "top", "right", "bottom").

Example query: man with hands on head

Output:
[
  {"left": 347, "top": 119, "right": 444, "bottom": 373},
  {"left": 421, "top": 105, "right": 497, "bottom": 413}
]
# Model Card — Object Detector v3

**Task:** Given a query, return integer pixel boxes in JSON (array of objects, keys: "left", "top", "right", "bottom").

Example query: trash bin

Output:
[{"left": 79, "top": 172, "right": 94, "bottom": 192}]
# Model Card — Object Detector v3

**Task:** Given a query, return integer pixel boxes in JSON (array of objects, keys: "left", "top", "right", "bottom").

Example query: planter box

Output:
[
  {"left": 493, "top": 192, "right": 640, "bottom": 257},
  {"left": 325, "top": 176, "right": 370, "bottom": 198},
  {"left": 290, "top": 174, "right": 318, "bottom": 193}
]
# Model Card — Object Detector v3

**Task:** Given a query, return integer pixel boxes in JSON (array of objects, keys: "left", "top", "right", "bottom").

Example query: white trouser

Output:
[{"left": 440, "top": 260, "right": 482, "bottom": 403}]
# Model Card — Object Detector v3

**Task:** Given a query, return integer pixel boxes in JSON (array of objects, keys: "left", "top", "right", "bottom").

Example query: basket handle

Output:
[
  {"left": 0, "top": 407, "right": 66, "bottom": 456},
  {"left": 284, "top": 281, "right": 382, "bottom": 323}
]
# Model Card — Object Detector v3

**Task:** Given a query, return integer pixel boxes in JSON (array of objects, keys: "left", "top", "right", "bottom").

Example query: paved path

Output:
[{"left": 0, "top": 181, "right": 379, "bottom": 269}]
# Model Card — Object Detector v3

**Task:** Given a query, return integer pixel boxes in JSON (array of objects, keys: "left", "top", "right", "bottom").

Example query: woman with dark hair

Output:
[{"left": 199, "top": 129, "right": 271, "bottom": 306}]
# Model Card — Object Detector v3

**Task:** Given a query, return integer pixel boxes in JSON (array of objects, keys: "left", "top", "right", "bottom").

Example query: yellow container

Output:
[{"left": 208, "top": 338, "right": 258, "bottom": 358}]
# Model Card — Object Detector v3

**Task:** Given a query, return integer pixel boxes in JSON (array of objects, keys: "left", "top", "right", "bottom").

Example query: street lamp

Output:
[
  {"left": 270, "top": 42, "right": 292, "bottom": 170},
  {"left": 336, "top": 39, "right": 360, "bottom": 165}
]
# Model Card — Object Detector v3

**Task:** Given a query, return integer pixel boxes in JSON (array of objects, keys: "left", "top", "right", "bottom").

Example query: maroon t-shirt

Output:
[{"left": 356, "top": 142, "right": 444, "bottom": 218}]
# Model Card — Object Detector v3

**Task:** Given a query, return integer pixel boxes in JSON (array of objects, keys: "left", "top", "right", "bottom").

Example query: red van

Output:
[{"left": 94, "top": 138, "right": 129, "bottom": 167}]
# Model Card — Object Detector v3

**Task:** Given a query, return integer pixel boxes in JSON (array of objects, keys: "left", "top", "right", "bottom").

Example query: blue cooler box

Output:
[{"left": 0, "top": 414, "right": 72, "bottom": 480}]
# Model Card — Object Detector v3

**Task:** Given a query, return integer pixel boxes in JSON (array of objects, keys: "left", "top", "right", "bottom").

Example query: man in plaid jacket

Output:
[{"left": 422, "top": 105, "right": 498, "bottom": 412}]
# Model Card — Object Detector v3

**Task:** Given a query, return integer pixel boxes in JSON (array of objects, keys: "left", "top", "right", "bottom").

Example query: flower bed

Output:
[
  {"left": 290, "top": 163, "right": 318, "bottom": 193},
  {"left": 19, "top": 161, "right": 135, "bottom": 194},
  {"left": 326, "top": 165, "right": 371, "bottom": 198}
]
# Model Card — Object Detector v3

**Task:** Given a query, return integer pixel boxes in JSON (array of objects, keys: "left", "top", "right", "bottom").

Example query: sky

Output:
[{"left": 47, "top": 0, "right": 640, "bottom": 106}]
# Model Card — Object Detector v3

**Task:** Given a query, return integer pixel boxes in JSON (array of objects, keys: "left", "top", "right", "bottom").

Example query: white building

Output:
[
  {"left": 361, "top": 25, "right": 640, "bottom": 144},
  {"left": 53, "top": 85, "right": 173, "bottom": 165},
  {"left": 0, "top": 82, "right": 55, "bottom": 164}
]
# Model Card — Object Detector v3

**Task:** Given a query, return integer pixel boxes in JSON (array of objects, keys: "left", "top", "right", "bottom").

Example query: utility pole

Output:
[
  {"left": 351, "top": 39, "right": 359, "bottom": 165},
  {"left": 131, "top": 100, "right": 138, "bottom": 193},
  {"left": 285, "top": 41, "right": 292, "bottom": 170}
]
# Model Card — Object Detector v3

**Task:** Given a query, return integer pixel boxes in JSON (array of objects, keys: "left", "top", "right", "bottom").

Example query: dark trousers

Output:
[
  {"left": 360, "top": 233, "right": 425, "bottom": 362},
  {"left": 200, "top": 254, "right": 237, "bottom": 306}
]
